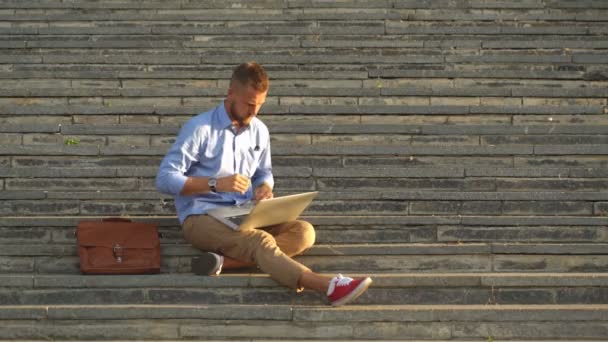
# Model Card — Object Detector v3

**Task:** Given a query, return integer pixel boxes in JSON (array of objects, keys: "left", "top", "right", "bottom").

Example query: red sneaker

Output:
[{"left": 327, "top": 274, "right": 372, "bottom": 306}]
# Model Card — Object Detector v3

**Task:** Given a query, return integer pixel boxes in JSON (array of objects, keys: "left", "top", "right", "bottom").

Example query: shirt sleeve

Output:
[
  {"left": 251, "top": 136, "right": 274, "bottom": 190},
  {"left": 155, "top": 120, "right": 202, "bottom": 196}
]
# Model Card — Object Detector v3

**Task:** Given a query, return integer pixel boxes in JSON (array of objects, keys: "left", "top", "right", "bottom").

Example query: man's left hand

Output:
[{"left": 254, "top": 183, "right": 273, "bottom": 201}]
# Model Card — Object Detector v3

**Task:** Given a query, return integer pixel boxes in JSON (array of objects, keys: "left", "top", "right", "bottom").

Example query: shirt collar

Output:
[
  {"left": 219, "top": 100, "right": 252, "bottom": 133},
  {"left": 219, "top": 100, "right": 233, "bottom": 129}
]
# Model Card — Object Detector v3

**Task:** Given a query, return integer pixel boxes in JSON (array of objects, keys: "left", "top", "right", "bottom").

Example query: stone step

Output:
[
  {"left": 2, "top": 86, "right": 608, "bottom": 98},
  {"left": 0, "top": 0, "right": 286, "bottom": 10},
  {"left": 0, "top": 66, "right": 368, "bottom": 79},
  {"left": 0, "top": 10, "right": 385, "bottom": 22},
  {"left": 315, "top": 154, "right": 608, "bottom": 169},
  {"left": 3, "top": 152, "right": 607, "bottom": 168},
  {"left": 371, "top": 67, "right": 606, "bottom": 81},
  {"left": 0, "top": 340, "right": 591, "bottom": 342},
  {"left": 2, "top": 63, "right": 603, "bottom": 80},
  {"left": 1, "top": 199, "right": 606, "bottom": 216},
  {"left": 4, "top": 177, "right": 608, "bottom": 194},
  {"left": 0, "top": 304, "right": 607, "bottom": 340},
  {"left": 2, "top": 74, "right": 607, "bottom": 90},
  {"left": 2, "top": 215, "right": 607, "bottom": 228},
  {"left": 1, "top": 8, "right": 607, "bottom": 22},
  {"left": 3, "top": 123, "right": 608, "bottom": 135},
  {"left": 2, "top": 21, "right": 606, "bottom": 37},
  {"left": 5, "top": 272, "right": 608, "bottom": 289},
  {"left": 6, "top": 132, "right": 608, "bottom": 148},
  {"left": 1, "top": 72, "right": 607, "bottom": 89},
  {"left": 3, "top": 0, "right": 603, "bottom": 10},
  {"left": 3, "top": 35, "right": 608, "bottom": 50},
  {"left": 7, "top": 115, "right": 608, "bottom": 128},
  {"left": 2, "top": 222, "right": 608, "bottom": 245},
  {"left": 0, "top": 272, "right": 608, "bottom": 305},
  {"left": 3, "top": 243, "right": 608, "bottom": 257},
  {"left": 7, "top": 133, "right": 608, "bottom": 147},
  {"left": 3, "top": 18, "right": 606, "bottom": 34},
  {"left": 268, "top": 144, "right": 608, "bottom": 156},
  {"left": 2, "top": 242, "right": 608, "bottom": 274},
  {"left": 4, "top": 47, "right": 607, "bottom": 65},
  {"left": 7, "top": 134, "right": 608, "bottom": 150},
  {"left": 1, "top": 143, "right": 607, "bottom": 157},
  {"left": 1, "top": 104, "right": 604, "bottom": 116},
  {"left": 4, "top": 138, "right": 608, "bottom": 151},
  {"left": 12, "top": 45, "right": 594, "bottom": 55},
  {"left": 0, "top": 340, "right": 592, "bottom": 342},
  {"left": 4, "top": 189, "right": 608, "bottom": 201},
  {"left": 3, "top": 221, "right": 608, "bottom": 245},
  {"left": 1, "top": 226, "right": 607, "bottom": 245}
]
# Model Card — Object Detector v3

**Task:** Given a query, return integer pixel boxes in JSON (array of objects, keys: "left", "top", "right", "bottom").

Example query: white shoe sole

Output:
[{"left": 330, "top": 277, "right": 372, "bottom": 307}]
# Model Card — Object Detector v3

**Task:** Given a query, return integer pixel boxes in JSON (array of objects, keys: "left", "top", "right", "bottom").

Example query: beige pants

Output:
[{"left": 182, "top": 214, "right": 316, "bottom": 293}]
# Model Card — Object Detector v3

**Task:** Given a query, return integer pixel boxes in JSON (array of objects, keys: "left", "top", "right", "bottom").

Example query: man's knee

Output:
[
  {"left": 181, "top": 217, "right": 194, "bottom": 243},
  {"left": 295, "top": 220, "right": 316, "bottom": 250},
  {"left": 243, "top": 229, "right": 281, "bottom": 263},
  {"left": 247, "top": 229, "right": 278, "bottom": 250}
]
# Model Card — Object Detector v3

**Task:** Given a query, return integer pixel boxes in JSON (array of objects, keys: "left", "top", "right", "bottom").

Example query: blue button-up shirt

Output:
[{"left": 155, "top": 100, "right": 274, "bottom": 225}]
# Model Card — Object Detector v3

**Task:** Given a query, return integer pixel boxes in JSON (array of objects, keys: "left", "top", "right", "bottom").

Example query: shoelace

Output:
[
  {"left": 327, "top": 274, "right": 355, "bottom": 296},
  {"left": 334, "top": 274, "right": 354, "bottom": 287}
]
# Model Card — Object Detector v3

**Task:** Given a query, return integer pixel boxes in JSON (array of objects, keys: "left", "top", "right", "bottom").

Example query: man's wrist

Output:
[
  {"left": 255, "top": 181, "right": 272, "bottom": 190},
  {"left": 191, "top": 176, "right": 213, "bottom": 194},
  {"left": 208, "top": 177, "right": 217, "bottom": 192}
]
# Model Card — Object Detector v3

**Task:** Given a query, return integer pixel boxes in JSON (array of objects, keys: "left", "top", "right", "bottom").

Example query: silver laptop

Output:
[{"left": 206, "top": 191, "right": 318, "bottom": 231}]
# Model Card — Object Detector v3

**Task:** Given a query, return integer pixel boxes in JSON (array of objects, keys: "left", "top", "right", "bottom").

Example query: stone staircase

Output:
[{"left": 1, "top": 0, "right": 608, "bottom": 340}]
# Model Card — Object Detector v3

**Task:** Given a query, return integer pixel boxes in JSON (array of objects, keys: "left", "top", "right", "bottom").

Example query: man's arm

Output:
[
  {"left": 182, "top": 174, "right": 250, "bottom": 196},
  {"left": 155, "top": 119, "right": 251, "bottom": 196},
  {"left": 155, "top": 120, "right": 210, "bottom": 196},
  {"left": 179, "top": 176, "right": 212, "bottom": 196}
]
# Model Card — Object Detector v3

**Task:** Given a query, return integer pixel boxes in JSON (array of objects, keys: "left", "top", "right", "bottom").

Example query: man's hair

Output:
[{"left": 230, "top": 61, "right": 269, "bottom": 92}]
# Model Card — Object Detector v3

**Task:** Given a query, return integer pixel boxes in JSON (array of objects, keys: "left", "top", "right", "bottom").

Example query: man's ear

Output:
[{"left": 227, "top": 80, "right": 241, "bottom": 98}]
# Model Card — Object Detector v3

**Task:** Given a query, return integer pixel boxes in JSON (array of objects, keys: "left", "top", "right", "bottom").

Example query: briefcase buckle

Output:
[{"left": 113, "top": 244, "right": 124, "bottom": 263}]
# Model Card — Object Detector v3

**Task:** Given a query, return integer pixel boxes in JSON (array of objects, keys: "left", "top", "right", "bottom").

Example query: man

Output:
[{"left": 156, "top": 62, "right": 372, "bottom": 306}]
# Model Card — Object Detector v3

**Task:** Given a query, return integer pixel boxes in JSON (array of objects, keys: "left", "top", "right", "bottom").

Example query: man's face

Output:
[{"left": 227, "top": 82, "right": 267, "bottom": 127}]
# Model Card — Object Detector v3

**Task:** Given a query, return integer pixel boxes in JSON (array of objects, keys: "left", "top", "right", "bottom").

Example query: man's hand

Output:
[
  {"left": 254, "top": 182, "right": 273, "bottom": 201},
  {"left": 217, "top": 174, "right": 250, "bottom": 194}
]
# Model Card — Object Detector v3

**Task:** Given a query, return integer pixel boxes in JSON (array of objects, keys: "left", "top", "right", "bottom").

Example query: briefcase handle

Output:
[
  {"left": 73, "top": 217, "right": 163, "bottom": 238},
  {"left": 102, "top": 217, "right": 132, "bottom": 222},
  {"left": 74, "top": 217, "right": 131, "bottom": 238}
]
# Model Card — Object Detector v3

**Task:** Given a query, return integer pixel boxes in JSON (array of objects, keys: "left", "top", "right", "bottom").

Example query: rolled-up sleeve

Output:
[
  {"left": 251, "top": 137, "right": 274, "bottom": 190},
  {"left": 155, "top": 120, "right": 202, "bottom": 196}
]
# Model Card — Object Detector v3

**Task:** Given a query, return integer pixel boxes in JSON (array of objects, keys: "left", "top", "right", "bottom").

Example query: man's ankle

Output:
[
  {"left": 222, "top": 256, "right": 256, "bottom": 270},
  {"left": 300, "top": 270, "right": 331, "bottom": 293}
]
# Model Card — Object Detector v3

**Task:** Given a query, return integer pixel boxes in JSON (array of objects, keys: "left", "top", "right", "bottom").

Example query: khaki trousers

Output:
[{"left": 182, "top": 214, "right": 316, "bottom": 293}]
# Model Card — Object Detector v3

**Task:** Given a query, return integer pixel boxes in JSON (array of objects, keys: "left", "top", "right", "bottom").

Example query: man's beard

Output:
[{"left": 229, "top": 101, "right": 249, "bottom": 126}]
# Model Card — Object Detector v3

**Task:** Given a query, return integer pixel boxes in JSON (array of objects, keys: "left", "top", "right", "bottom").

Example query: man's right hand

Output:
[{"left": 216, "top": 174, "right": 250, "bottom": 194}]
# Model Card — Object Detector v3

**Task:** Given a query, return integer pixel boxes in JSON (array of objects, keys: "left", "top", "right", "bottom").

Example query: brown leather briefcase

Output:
[{"left": 76, "top": 217, "right": 161, "bottom": 274}]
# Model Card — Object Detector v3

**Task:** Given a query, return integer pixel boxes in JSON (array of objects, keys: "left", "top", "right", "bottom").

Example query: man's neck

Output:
[{"left": 224, "top": 99, "right": 243, "bottom": 129}]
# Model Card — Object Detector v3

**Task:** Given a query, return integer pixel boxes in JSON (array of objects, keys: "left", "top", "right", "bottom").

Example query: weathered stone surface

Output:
[
  {"left": 0, "top": 321, "right": 181, "bottom": 340},
  {"left": 438, "top": 226, "right": 608, "bottom": 242},
  {"left": 1, "top": 1, "right": 607, "bottom": 339},
  {"left": 494, "top": 255, "right": 608, "bottom": 272}
]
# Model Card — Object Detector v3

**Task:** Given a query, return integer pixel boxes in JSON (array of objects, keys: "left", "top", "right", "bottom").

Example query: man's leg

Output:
[
  {"left": 259, "top": 219, "right": 316, "bottom": 256},
  {"left": 219, "top": 219, "right": 316, "bottom": 270},
  {"left": 183, "top": 214, "right": 313, "bottom": 292},
  {"left": 183, "top": 214, "right": 372, "bottom": 305}
]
